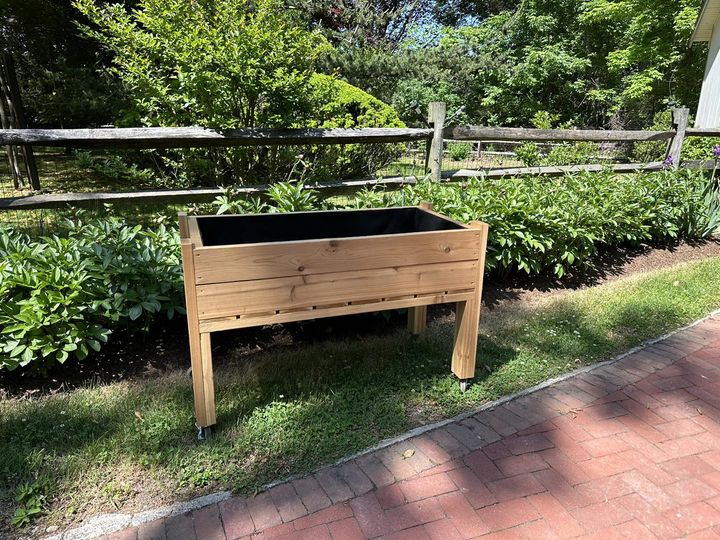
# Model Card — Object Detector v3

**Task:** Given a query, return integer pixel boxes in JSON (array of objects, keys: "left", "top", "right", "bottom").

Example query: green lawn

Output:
[{"left": 2, "top": 256, "right": 720, "bottom": 529}]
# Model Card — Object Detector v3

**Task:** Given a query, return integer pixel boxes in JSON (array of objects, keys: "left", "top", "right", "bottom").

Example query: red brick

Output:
[
  {"left": 570, "top": 500, "right": 632, "bottom": 530},
  {"left": 700, "top": 450, "right": 720, "bottom": 471},
  {"left": 656, "top": 418, "right": 706, "bottom": 438},
  {"left": 376, "top": 446, "right": 422, "bottom": 481},
  {"left": 219, "top": 498, "right": 255, "bottom": 539},
  {"left": 486, "top": 472, "right": 546, "bottom": 501},
  {"left": 620, "top": 470, "right": 676, "bottom": 511},
  {"left": 579, "top": 435, "right": 630, "bottom": 458},
  {"left": 376, "top": 483, "right": 406, "bottom": 509},
  {"left": 446, "top": 466, "right": 496, "bottom": 509},
  {"left": 335, "top": 461, "right": 373, "bottom": 496},
  {"left": 429, "top": 428, "right": 468, "bottom": 458},
  {"left": 260, "top": 522, "right": 294, "bottom": 538},
  {"left": 613, "top": 519, "right": 659, "bottom": 539},
  {"left": 575, "top": 402, "right": 628, "bottom": 423},
  {"left": 283, "top": 524, "right": 331, "bottom": 540},
  {"left": 423, "top": 518, "right": 463, "bottom": 540},
  {"left": 576, "top": 474, "right": 634, "bottom": 504},
  {"left": 483, "top": 440, "right": 512, "bottom": 460},
  {"left": 550, "top": 415, "right": 593, "bottom": 442},
  {"left": 381, "top": 524, "right": 432, "bottom": 540},
  {"left": 480, "top": 409, "right": 520, "bottom": 437},
  {"left": 580, "top": 418, "right": 628, "bottom": 438},
  {"left": 269, "top": 483, "right": 307, "bottom": 523},
  {"left": 533, "top": 468, "right": 593, "bottom": 510},
  {"left": 247, "top": 492, "right": 283, "bottom": 531},
  {"left": 494, "top": 405, "right": 535, "bottom": 431},
  {"left": 663, "top": 478, "right": 718, "bottom": 506},
  {"left": 495, "top": 453, "right": 549, "bottom": 476},
  {"left": 355, "top": 454, "right": 395, "bottom": 488},
  {"left": 398, "top": 472, "right": 456, "bottom": 502},
  {"left": 384, "top": 498, "right": 445, "bottom": 531},
  {"left": 475, "top": 498, "right": 540, "bottom": 532},
  {"left": 192, "top": 505, "right": 225, "bottom": 540},
  {"left": 665, "top": 501, "right": 720, "bottom": 534},
  {"left": 292, "top": 503, "right": 353, "bottom": 531},
  {"left": 618, "top": 500, "right": 684, "bottom": 540},
  {"left": 505, "top": 433, "right": 554, "bottom": 455},
  {"left": 661, "top": 455, "right": 716, "bottom": 480},
  {"left": 544, "top": 429, "right": 592, "bottom": 462},
  {"left": 327, "top": 517, "right": 364, "bottom": 540},
  {"left": 411, "top": 434, "right": 452, "bottom": 464},
  {"left": 463, "top": 449, "right": 504, "bottom": 481},
  {"left": 579, "top": 451, "right": 635, "bottom": 480},
  {"left": 137, "top": 519, "right": 166, "bottom": 540},
  {"left": 292, "top": 476, "right": 332, "bottom": 513},
  {"left": 464, "top": 417, "right": 503, "bottom": 443},
  {"left": 446, "top": 423, "right": 485, "bottom": 450},
  {"left": 314, "top": 468, "right": 354, "bottom": 504},
  {"left": 527, "top": 492, "right": 584, "bottom": 538},
  {"left": 540, "top": 448, "right": 591, "bottom": 486},
  {"left": 165, "top": 513, "right": 195, "bottom": 540},
  {"left": 437, "top": 491, "right": 490, "bottom": 537},
  {"left": 107, "top": 528, "right": 139, "bottom": 540},
  {"left": 703, "top": 471, "right": 720, "bottom": 492},
  {"left": 348, "top": 493, "right": 392, "bottom": 537}
]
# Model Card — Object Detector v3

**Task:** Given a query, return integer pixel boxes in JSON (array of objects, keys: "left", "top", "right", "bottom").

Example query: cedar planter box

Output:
[{"left": 179, "top": 204, "right": 489, "bottom": 435}]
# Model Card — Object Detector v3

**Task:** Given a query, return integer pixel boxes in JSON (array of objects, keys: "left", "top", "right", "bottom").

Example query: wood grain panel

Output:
[
  {"left": 198, "top": 290, "right": 473, "bottom": 332},
  {"left": 193, "top": 229, "right": 480, "bottom": 284},
  {"left": 195, "top": 261, "right": 478, "bottom": 319}
]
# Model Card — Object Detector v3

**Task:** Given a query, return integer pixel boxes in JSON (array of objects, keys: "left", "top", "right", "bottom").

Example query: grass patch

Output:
[{"left": 2, "top": 256, "right": 720, "bottom": 529}]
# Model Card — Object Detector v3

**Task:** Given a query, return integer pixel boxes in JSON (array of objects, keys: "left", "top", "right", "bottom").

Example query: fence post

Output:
[
  {"left": 0, "top": 53, "right": 40, "bottom": 190},
  {"left": 666, "top": 107, "right": 689, "bottom": 170},
  {"left": 427, "top": 102, "right": 446, "bottom": 181}
]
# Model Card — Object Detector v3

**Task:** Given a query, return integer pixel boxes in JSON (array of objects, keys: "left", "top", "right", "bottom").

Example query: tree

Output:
[{"left": 1, "top": 0, "right": 126, "bottom": 127}]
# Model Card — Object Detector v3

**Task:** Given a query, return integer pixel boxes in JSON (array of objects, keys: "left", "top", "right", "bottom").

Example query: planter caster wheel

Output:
[
  {"left": 459, "top": 380, "right": 470, "bottom": 393},
  {"left": 196, "top": 425, "right": 211, "bottom": 441}
]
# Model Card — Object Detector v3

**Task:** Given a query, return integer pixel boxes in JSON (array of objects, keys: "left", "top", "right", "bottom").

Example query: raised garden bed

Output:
[{"left": 179, "top": 204, "right": 489, "bottom": 436}]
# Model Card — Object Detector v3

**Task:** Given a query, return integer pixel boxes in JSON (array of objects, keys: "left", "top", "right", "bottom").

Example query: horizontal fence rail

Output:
[
  {"left": 2, "top": 104, "right": 720, "bottom": 214},
  {"left": 0, "top": 127, "right": 434, "bottom": 149},
  {"left": 446, "top": 126, "right": 676, "bottom": 142}
]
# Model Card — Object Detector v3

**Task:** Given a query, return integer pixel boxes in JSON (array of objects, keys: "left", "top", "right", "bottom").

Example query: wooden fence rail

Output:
[
  {"left": 0, "top": 126, "right": 433, "bottom": 148},
  {"left": 2, "top": 103, "right": 720, "bottom": 212}
]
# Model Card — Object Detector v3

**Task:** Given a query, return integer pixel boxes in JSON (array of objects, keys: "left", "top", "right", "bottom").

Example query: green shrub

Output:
[
  {"left": 348, "top": 169, "right": 717, "bottom": 277},
  {"left": 515, "top": 143, "right": 542, "bottom": 166},
  {"left": 0, "top": 217, "right": 184, "bottom": 371},
  {"left": 306, "top": 74, "right": 406, "bottom": 180},
  {"left": 448, "top": 142, "right": 472, "bottom": 161}
]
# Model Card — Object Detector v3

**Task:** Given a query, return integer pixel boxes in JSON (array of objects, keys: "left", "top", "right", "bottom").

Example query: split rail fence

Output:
[{"left": 1, "top": 103, "right": 720, "bottom": 212}]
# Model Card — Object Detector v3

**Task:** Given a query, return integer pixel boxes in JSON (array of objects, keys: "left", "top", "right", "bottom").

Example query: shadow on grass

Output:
[{"left": 0, "top": 271, "right": 717, "bottom": 528}]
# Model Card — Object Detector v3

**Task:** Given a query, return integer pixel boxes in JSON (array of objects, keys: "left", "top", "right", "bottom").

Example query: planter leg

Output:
[
  {"left": 189, "top": 331, "right": 216, "bottom": 430},
  {"left": 407, "top": 305, "right": 427, "bottom": 335},
  {"left": 452, "top": 299, "right": 480, "bottom": 381}
]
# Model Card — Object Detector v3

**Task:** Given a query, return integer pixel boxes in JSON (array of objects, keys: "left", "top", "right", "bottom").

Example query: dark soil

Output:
[{"left": 2, "top": 239, "right": 719, "bottom": 398}]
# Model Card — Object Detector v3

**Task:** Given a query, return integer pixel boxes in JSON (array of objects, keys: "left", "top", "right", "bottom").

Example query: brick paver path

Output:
[{"left": 108, "top": 316, "right": 720, "bottom": 539}]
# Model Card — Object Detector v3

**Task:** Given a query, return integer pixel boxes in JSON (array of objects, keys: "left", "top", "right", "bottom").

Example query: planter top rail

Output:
[{"left": 0, "top": 126, "right": 433, "bottom": 149}]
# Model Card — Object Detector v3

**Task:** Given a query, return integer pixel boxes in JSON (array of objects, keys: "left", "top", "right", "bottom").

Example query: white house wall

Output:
[{"left": 696, "top": 23, "right": 720, "bottom": 127}]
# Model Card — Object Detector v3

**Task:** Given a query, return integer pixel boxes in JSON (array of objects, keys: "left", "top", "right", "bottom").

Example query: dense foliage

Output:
[
  {"left": 2, "top": 169, "right": 718, "bottom": 372},
  {"left": 0, "top": 217, "right": 183, "bottom": 371}
]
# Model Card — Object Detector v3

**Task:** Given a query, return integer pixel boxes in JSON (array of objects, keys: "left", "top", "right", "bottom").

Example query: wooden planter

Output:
[{"left": 179, "top": 204, "right": 489, "bottom": 436}]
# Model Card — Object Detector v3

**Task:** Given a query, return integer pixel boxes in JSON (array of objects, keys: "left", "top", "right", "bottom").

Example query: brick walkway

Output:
[{"left": 108, "top": 316, "right": 720, "bottom": 539}]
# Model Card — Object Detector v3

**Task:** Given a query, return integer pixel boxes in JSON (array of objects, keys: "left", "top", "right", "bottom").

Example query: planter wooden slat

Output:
[
  {"left": 195, "top": 260, "right": 479, "bottom": 319},
  {"left": 193, "top": 229, "right": 482, "bottom": 284}
]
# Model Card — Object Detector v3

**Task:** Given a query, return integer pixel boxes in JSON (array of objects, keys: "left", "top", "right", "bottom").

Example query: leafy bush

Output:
[
  {"left": 347, "top": 169, "right": 718, "bottom": 277},
  {"left": 515, "top": 142, "right": 598, "bottom": 166},
  {"left": 306, "top": 74, "right": 406, "bottom": 180},
  {"left": 212, "top": 170, "right": 718, "bottom": 279},
  {"left": 0, "top": 217, "right": 184, "bottom": 371},
  {"left": 448, "top": 142, "right": 472, "bottom": 161}
]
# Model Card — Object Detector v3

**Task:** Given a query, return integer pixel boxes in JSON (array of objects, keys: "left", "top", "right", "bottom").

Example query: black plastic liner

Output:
[{"left": 197, "top": 208, "right": 463, "bottom": 246}]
